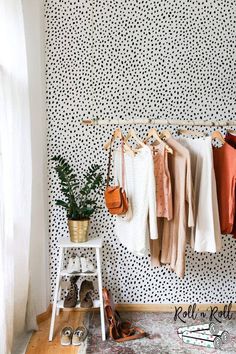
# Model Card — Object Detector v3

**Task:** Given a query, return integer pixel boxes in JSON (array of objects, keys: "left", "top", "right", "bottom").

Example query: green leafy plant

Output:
[{"left": 52, "top": 155, "right": 103, "bottom": 220}]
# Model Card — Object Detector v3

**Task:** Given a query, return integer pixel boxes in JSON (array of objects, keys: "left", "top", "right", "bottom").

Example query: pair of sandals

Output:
[{"left": 60, "top": 325, "right": 88, "bottom": 346}]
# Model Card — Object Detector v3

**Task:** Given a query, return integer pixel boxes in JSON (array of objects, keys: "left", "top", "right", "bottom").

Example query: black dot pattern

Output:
[{"left": 45, "top": 0, "right": 236, "bottom": 303}]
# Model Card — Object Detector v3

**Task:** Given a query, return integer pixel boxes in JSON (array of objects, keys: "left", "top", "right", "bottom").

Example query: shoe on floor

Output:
[
  {"left": 72, "top": 326, "right": 88, "bottom": 346},
  {"left": 60, "top": 326, "right": 73, "bottom": 346}
]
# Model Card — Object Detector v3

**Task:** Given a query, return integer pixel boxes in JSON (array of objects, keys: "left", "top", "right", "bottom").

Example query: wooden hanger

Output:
[
  {"left": 177, "top": 129, "right": 206, "bottom": 137},
  {"left": 104, "top": 128, "right": 134, "bottom": 155},
  {"left": 104, "top": 128, "right": 122, "bottom": 149},
  {"left": 144, "top": 128, "right": 173, "bottom": 154},
  {"left": 124, "top": 128, "right": 146, "bottom": 152},
  {"left": 211, "top": 131, "right": 225, "bottom": 144},
  {"left": 159, "top": 130, "right": 172, "bottom": 141}
]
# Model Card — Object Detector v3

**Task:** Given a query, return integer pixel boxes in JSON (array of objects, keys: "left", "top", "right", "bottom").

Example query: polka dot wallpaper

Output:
[{"left": 45, "top": 0, "right": 236, "bottom": 303}]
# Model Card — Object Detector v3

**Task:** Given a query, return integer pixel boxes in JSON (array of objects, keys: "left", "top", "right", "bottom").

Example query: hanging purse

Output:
[{"left": 104, "top": 135, "right": 129, "bottom": 215}]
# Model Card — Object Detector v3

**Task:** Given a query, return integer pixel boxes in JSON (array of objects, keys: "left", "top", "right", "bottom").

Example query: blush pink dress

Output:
[{"left": 152, "top": 145, "right": 173, "bottom": 221}]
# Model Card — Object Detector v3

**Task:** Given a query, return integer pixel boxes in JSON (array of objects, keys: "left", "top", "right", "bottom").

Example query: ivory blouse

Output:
[{"left": 178, "top": 136, "right": 222, "bottom": 253}]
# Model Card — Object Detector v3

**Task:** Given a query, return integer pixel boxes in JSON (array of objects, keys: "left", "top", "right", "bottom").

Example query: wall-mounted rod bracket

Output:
[{"left": 81, "top": 118, "right": 236, "bottom": 127}]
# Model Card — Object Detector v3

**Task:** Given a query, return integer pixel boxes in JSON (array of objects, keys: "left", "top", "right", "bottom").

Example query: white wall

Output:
[{"left": 22, "top": 0, "right": 49, "bottom": 315}]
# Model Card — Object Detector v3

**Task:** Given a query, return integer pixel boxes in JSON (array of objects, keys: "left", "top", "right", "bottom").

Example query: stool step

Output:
[
  {"left": 60, "top": 269, "right": 97, "bottom": 277},
  {"left": 57, "top": 299, "right": 100, "bottom": 309}
]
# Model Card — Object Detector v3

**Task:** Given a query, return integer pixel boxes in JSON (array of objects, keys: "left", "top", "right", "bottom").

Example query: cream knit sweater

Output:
[{"left": 113, "top": 146, "right": 158, "bottom": 256}]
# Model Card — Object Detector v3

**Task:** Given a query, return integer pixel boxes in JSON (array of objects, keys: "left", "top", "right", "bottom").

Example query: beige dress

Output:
[{"left": 150, "top": 137, "right": 194, "bottom": 278}]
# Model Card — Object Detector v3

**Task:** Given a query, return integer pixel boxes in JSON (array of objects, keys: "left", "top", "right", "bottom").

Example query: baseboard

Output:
[
  {"left": 37, "top": 303, "right": 236, "bottom": 323},
  {"left": 116, "top": 303, "right": 236, "bottom": 312},
  {"left": 37, "top": 304, "right": 52, "bottom": 324}
]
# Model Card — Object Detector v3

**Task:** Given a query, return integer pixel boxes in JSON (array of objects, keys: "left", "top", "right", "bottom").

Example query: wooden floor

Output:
[{"left": 26, "top": 311, "right": 86, "bottom": 354}]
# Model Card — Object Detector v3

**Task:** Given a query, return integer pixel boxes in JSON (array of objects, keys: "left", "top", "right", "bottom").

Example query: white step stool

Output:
[{"left": 48, "top": 237, "right": 106, "bottom": 341}]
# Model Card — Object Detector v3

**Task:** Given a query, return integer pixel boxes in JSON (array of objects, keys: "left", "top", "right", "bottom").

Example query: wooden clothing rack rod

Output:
[{"left": 82, "top": 119, "right": 236, "bottom": 127}]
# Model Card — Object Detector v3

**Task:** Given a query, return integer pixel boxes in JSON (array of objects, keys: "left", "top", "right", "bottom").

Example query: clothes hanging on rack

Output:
[
  {"left": 104, "top": 128, "right": 236, "bottom": 279},
  {"left": 213, "top": 141, "right": 236, "bottom": 239},
  {"left": 152, "top": 145, "right": 173, "bottom": 220},
  {"left": 113, "top": 145, "right": 158, "bottom": 256},
  {"left": 225, "top": 132, "right": 236, "bottom": 238},
  {"left": 177, "top": 137, "right": 222, "bottom": 253},
  {"left": 225, "top": 132, "right": 236, "bottom": 149},
  {"left": 224, "top": 132, "right": 236, "bottom": 238},
  {"left": 150, "top": 137, "right": 194, "bottom": 278}
]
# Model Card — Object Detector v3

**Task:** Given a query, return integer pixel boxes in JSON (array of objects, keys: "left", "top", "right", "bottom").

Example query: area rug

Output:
[{"left": 81, "top": 311, "right": 236, "bottom": 354}]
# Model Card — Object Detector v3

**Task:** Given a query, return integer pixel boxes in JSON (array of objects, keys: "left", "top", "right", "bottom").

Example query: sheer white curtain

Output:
[{"left": 0, "top": 0, "right": 33, "bottom": 352}]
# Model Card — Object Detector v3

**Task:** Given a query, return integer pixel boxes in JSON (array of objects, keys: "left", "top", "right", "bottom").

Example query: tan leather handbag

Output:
[
  {"left": 102, "top": 288, "right": 147, "bottom": 342},
  {"left": 104, "top": 136, "right": 129, "bottom": 215}
]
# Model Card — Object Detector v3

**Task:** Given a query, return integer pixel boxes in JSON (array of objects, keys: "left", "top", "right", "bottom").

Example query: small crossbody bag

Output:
[{"left": 104, "top": 136, "right": 129, "bottom": 215}]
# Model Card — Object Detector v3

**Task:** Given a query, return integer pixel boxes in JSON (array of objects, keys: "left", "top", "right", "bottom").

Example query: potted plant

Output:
[{"left": 52, "top": 155, "right": 103, "bottom": 242}]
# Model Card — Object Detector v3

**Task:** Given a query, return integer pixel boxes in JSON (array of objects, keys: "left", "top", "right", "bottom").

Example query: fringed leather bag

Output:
[{"left": 102, "top": 288, "right": 147, "bottom": 342}]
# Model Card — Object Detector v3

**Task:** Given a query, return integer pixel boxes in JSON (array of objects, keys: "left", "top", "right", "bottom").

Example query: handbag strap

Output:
[
  {"left": 115, "top": 311, "right": 147, "bottom": 341},
  {"left": 106, "top": 135, "right": 114, "bottom": 187},
  {"left": 121, "top": 139, "right": 125, "bottom": 189},
  {"left": 115, "top": 324, "right": 147, "bottom": 342},
  {"left": 106, "top": 135, "right": 125, "bottom": 188}
]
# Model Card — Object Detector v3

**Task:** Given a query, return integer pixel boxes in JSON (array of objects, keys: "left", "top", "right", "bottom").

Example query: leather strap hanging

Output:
[
  {"left": 105, "top": 134, "right": 115, "bottom": 188},
  {"left": 104, "top": 134, "right": 128, "bottom": 215},
  {"left": 106, "top": 135, "right": 125, "bottom": 188}
]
